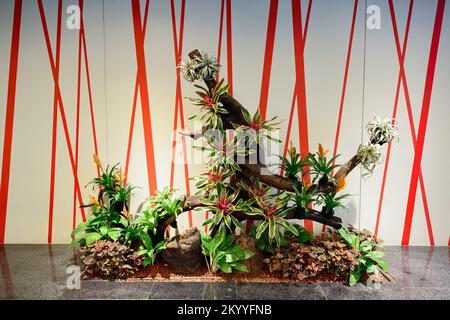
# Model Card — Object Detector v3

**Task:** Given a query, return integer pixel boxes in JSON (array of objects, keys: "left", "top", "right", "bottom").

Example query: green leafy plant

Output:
[
  {"left": 200, "top": 225, "right": 254, "bottom": 273},
  {"left": 80, "top": 240, "right": 143, "bottom": 280},
  {"left": 248, "top": 223, "right": 287, "bottom": 254},
  {"left": 137, "top": 231, "right": 168, "bottom": 266},
  {"left": 284, "top": 224, "right": 313, "bottom": 244},
  {"left": 293, "top": 182, "right": 318, "bottom": 216},
  {"left": 186, "top": 79, "right": 229, "bottom": 130},
  {"left": 338, "top": 227, "right": 388, "bottom": 285}
]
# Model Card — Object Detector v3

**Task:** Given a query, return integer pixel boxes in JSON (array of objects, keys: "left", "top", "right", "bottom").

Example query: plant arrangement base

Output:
[{"left": 83, "top": 261, "right": 392, "bottom": 284}]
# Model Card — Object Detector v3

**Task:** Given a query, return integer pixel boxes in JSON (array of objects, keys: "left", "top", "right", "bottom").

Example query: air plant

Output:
[
  {"left": 200, "top": 185, "right": 248, "bottom": 232},
  {"left": 357, "top": 142, "right": 383, "bottom": 176},
  {"left": 233, "top": 109, "right": 281, "bottom": 145},
  {"left": 366, "top": 117, "right": 398, "bottom": 145},
  {"left": 195, "top": 51, "right": 221, "bottom": 80},
  {"left": 178, "top": 57, "right": 201, "bottom": 82},
  {"left": 186, "top": 79, "right": 229, "bottom": 130},
  {"left": 308, "top": 144, "right": 340, "bottom": 185},
  {"left": 278, "top": 142, "right": 308, "bottom": 180}
]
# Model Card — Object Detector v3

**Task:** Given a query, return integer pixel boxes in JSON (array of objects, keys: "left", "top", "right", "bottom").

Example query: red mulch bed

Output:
[{"left": 94, "top": 260, "right": 390, "bottom": 284}]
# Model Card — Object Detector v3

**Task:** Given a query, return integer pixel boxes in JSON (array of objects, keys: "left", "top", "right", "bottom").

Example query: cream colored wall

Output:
[{"left": 0, "top": 0, "right": 448, "bottom": 245}]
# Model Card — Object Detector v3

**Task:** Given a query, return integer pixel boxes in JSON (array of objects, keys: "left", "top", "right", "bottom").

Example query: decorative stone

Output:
[
  {"left": 161, "top": 227, "right": 202, "bottom": 273},
  {"left": 235, "top": 233, "right": 264, "bottom": 273}
]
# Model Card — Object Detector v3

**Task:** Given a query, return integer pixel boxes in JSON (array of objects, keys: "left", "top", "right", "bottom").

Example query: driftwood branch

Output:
[{"left": 165, "top": 49, "right": 368, "bottom": 234}]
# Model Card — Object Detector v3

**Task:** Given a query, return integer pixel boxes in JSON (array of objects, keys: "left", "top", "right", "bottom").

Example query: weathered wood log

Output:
[{"left": 163, "top": 49, "right": 366, "bottom": 234}]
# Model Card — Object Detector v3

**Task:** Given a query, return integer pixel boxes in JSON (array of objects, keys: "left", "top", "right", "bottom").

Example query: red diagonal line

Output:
[
  {"left": 321, "top": 0, "right": 358, "bottom": 234},
  {"left": 0, "top": 246, "right": 14, "bottom": 298},
  {"left": 207, "top": 0, "right": 226, "bottom": 231},
  {"left": 280, "top": 0, "right": 311, "bottom": 179},
  {"left": 0, "top": 0, "right": 22, "bottom": 243},
  {"left": 169, "top": 0, "right": 191, "bottom": 229},
  {"left": 72, "top": 3, "right": 83, "bottom": 232},
  {"left": 246, "top": 0, "right": 279, "bottom": 233},
  {"left": 48, "top": 0, "right": 63, "bottom": 244},
  {"left": 226, "top": 0, "right": 233, "bottom": 95},
  {"left": 37, "top": 0, "right": 86, "bottom": 224},
  {"left": 292, "top": 0, "right": 312, "bottom": 232},
  {"left": 375, "top": 0, "right": 413, "bottom": 238},
  {"left": 123, "top": 0, "right": 149, "bottom": 184},
  {"left": 80, "top": 0, "right": 100, "bottom": 179},
  {"left": 216, "top": 0, "right": 225, "bottom": 82},
  {"left": 384, "top": 0, "right": 434, "bottom": 245},
  {"left": 258, "top": 0, "right": 279, "bottom": 120},
  {"left": 131, "top": 0, "right": 158, "bottom": 195},
  {"left": 402, "top": 0, "right": 445, "bottom": 245},
  {"left": 331, "top": 0, "right": 358, "bottom": 164}
]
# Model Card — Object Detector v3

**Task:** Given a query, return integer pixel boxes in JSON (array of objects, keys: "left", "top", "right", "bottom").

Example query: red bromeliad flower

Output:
[
  {"left": 207, "top": 167, "right": 223, "bottom": 183},
  {"left": 216, "top": 196, "right": 231, "bottom": 214},
  {"left": 264, "top": 204, "right": 276, "bottom": 220},
  {"left": 202, "top": 95, "right": 214, "bottom": 108},
  {"left": 249, "top": 117, "right": 263, "bottom": 132}
]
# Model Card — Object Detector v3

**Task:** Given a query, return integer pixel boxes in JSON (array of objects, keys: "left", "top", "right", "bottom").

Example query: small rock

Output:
[
  {"left": 161, "top": 227, "right": 202, "bottom": 273},
  {"left": 235, "top": 233, "right": 264, "bottom": 273}
]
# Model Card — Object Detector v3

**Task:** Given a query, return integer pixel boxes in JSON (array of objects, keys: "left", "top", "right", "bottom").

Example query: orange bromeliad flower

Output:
[
  {"left": 89, "top": 195, "right": 100, "bottom": 207},
  {"left": 114, "top": 167, "right": 126, "bottom": 185},
  {"left": 93, "top": 154, "right": 102, "bottom": 168},
  {"left": 317, "top": 143, "right": 329, "bottom": 158},
  {"left": 288, "top": 142, "right": 297, "bottom": 158},
  {"left": 336, "top": 176, "right": 347, "bottom": 192}
]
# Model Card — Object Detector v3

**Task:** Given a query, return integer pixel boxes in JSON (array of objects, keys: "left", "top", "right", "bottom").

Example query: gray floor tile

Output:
[{"left": 148, "top": 282, "right": 206, "bottom": 300}]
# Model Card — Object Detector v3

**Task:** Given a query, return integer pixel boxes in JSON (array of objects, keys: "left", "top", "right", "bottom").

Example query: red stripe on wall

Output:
[
  {"left": 169, "top": 0, "right": 192, "bottom": 229},
  {"left": 131, "top": 0, "right": 158, "bottom": 195},
  {"left": 37, "top": 0, "right": 86, "bottom": 223},
  {"left": 124, "top": 0, "right": 149, "bottom": 183},
  {"left": 246, "top": 0, "right": 280, "bottom": 233},
  {"left": 48, "top": 0, "right": 63, "bottom": 244},
  {"left": 385, "top": 0, "right": 434, "bottom": 245},
  {"left": 258, "top": 0, "right": 279, "bottom": 120},
  {"left": 331, "top": 0, "right": 358, "bottom": 164},
  {"left": 292, "top": 0, "right": 312, "bottom": 232},
  {"left": 280, "top": 0, "right": 312, "bottom": 179},
  {"left": 72, "top": 28, "right": 82, "bottom": 232},
  {"left": 0, "top": 0, "right": 22, "bottom": 243},
  {"left": 375, "top": 0, "right": 413, "bottom": 238},
  {"left": 321, "top": 0, "right": 358, "bottom": 234},
  {"left": 402, "top": 0, "right": 445, "bottom": 245},
  {"left": 216, "top": 0, "right": 225, "bottom": 82},
  {"left": 226, "top": 0, "right": 233, "bottom": 95},
  {"left": 80, "top": 0, "right": 101, "bottom": 179}
]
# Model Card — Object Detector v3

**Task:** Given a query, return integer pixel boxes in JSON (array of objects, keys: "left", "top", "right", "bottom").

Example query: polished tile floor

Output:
[{"left": 0, "top": 245, "right": 448, "bottom": 300}]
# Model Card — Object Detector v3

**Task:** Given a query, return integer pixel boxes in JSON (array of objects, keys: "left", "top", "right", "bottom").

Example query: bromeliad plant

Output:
[
  {"left": 308, "top": 143, "right": 340, "bottom": 185},
  {"left": 279, "top": 143, "right": 307, "bottom": 181},
  {"left": 233, "top": 109, "right": 281, "bottom": 145},
  {"left": 247, "top": 193, "right": 299, "bottom": 246},
  {"left": 200, "top": 185, "right": 249, "bottom": 232},
  {"left": 200, "top": 224, "right": 254, "bottom": 273},
  {"left": 186, "top": 79, "right": 230, "bottom": 130}
]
